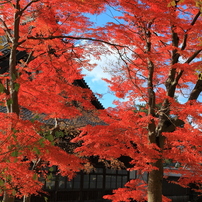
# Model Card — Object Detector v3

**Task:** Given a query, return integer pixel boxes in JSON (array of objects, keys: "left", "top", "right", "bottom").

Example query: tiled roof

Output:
[
  {"left": 0, "top": 106, "right": 104, "bottom": 127},
  {"left": 73, "top": 79, "right": 104, "bottom": 110}
]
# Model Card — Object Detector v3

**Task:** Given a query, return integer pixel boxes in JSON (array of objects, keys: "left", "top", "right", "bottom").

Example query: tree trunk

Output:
[
  {"left": 3, "top": 1, "right": 21, "bottom": 201},
  {"left": 2, "top": 192, "right": 14, "bottom": 202},
  {"left": 148, "top": 158, "right": 163, "bottom": 202},
  {"left": 23, "top": 196, "right": 31, "bottom": 202}
]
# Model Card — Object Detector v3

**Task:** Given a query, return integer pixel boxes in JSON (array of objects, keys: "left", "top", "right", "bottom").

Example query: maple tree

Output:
[
  {"left": 0, "top": 0, "right": 110, "bottom": 202},
  {"left": 73, "top": 0, "right": 202, "bottom": 202}
]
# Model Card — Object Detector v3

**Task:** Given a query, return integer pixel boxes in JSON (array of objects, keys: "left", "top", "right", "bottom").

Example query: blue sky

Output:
[
  {"left": 82, "top": 7, "right": 123, "bottom": 108},
  {"left": 82, "top": 49, "right": 121, "bottom": 108}
]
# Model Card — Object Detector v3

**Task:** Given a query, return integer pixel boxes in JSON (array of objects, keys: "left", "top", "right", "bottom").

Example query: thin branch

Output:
[
  {"left": 185, "top": 49, "right": 202, "bottom": 64},
  {"left": 185, "top": 50, "right": 202, "bottom": 101},
  {"left": 27, "top": 35, "right": 127, "bottom": 48},
  {"left": 0, "top": 18, "right": 13, "bottom": 42},
  {"left": 0, "top": 0, "right": 12, "bottom": 5},
  {"left": 20, "top": 0, "right": 40, "bottom": 13},
  {"left": 188, "top": 79, "right": 202, "bottom": 101},
  {"left": 175, "top": 69, "right": 183, "bottom": 84},
  {"left": 25, "top": 51, "right": 34, "bottom": 64},
  {"left": 113, "top": 46, "right": 148, "bottom": 103},
  {"left": 181, "top": 11, "right": 201, "bottom": 51}
]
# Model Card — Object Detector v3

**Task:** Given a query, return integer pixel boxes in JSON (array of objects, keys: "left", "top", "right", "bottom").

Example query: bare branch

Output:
[{"left": 25, "top": 50, "right": 34, "bottom": 64}]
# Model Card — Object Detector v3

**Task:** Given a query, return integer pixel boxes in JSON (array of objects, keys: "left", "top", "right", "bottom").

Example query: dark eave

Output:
[{"left": 73, "top": 79, "right": 104, "bottom": 110}]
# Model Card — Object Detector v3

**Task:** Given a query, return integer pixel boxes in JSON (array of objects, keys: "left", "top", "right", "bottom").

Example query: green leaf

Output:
[
  {"left": 47, "top": 173, "right": 53, "bottom": 180},
  {"left": 12, "top": 128, "right": 18, "bottom": 134},
  {"left": 8, "top": 145, "right": 14, "bottom": 150},
  {"left": 55, "top": 131, "right": 64, "bottom": 138},
  {"left": 6, "top": 99, "right": 13, "bottom": 106},
  {"left": 49, "top": 167, "right": 54, "bottom": 172},
  {"left": 6, "top": 175, "right": 12, "bottom": 181},
  {"left": 11, "top": 73, "right": 17, "bottom": 81},
  {"left": 34, "top": 115, "right": 40, "bottom": 119},
  {"left": 0, "top": 83, "right": 5, "bottom": 93},
  {"left": 30, "top": 115, "right": 40, "bottom": 123},
  {"left": 46, "top": 134, "right": 54, "bottom": 142},
  {"left": 11, "top": 150, "right": 18, "bottom": 157},
  {"left": 39, "top": 138, "right": 45, "bottom": 147},
  {"left": 12, "top": 190, "right": 16, "bottom": 196},
  {"left": 33, "top": 147, "right": 40, "bottom": 155},
  {"left": 0, "top": 179, "right": 4, "bottom": 186},
  {"left": 164, "top": 159, "right": 172, "bottom": 164},
  {"left": 33, "top": 173, "right": 38, "bottom": 180},
  {"left": 44, "top": 196, "right": 48, "bottom": 202},
  {"left": 14, "top": 83, "right": 20, "bottom": 92},
  {"left": 12, "top": 134, "right": 17, "bottom": 140}
]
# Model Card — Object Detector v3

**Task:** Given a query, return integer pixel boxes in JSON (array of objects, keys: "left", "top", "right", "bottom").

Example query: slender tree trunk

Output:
[
  {"left": 23, "top": 196, "right": 31, "bottom": 202},
  {"left": 148, "top": 159, "right": 163, "bottom": 202},
  {"left": 3, "top": 1, "right": 21, "bottom": 201},
  {"left": 145, "top": 18, "right": 163, "bottom": 201},
  {"left": 2, "top": 192, "right": 14, "bottom": 202},
  {"left": 147, "top": 118, "right": 165, "bottom": 202}
]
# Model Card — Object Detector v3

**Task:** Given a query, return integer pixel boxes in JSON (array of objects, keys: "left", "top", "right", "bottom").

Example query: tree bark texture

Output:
[{"left": 148, "top": 159, "right": 163, "bottom": 202}]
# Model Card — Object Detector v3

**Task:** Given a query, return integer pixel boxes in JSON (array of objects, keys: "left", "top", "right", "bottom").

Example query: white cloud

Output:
[
  {"left": 82, "top": 52, "right": 116, "bottom": 82},
  {"left": 82, "top": 65, "right": 110, "bottom": 83},
  {"left": 82, "top": 53, "right": 119, "bottom": 108}
]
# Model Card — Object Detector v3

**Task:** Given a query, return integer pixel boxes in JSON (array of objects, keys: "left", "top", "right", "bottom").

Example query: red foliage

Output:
[
  {"left": 1, "top": 0, "right": 202, "bottom": 201},
  {"left": 73, "top": 0, "right": 202, "bottom": 201},
  {"left": 104, "top": 179, "right": 147, "bottom": 202},
  {"left": 0, "top": 0, "right": 107, "bottom": 198}
]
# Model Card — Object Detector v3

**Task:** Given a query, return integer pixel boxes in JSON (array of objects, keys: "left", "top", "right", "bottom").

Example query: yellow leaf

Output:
[{"left": 0, "top": 45, "right": 4, "bottom": 50}]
